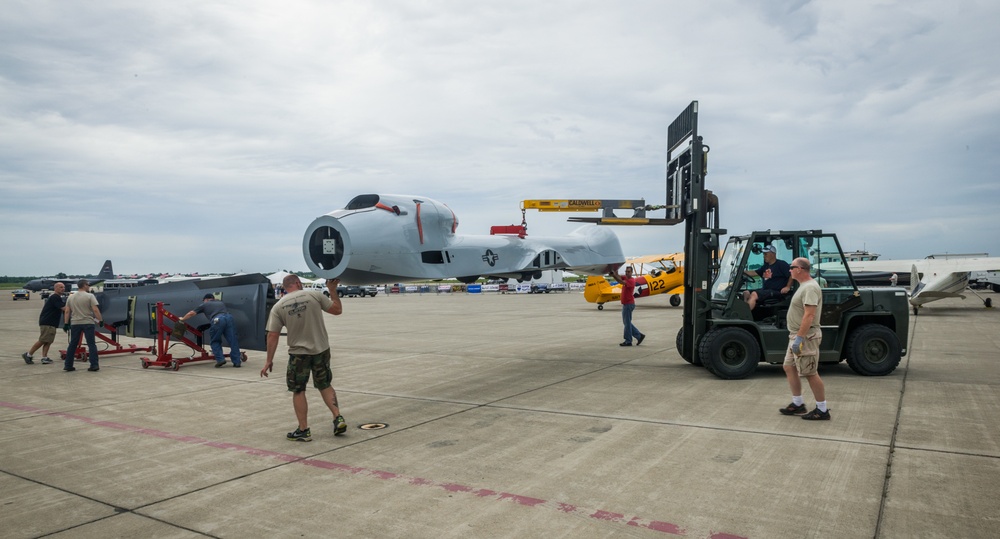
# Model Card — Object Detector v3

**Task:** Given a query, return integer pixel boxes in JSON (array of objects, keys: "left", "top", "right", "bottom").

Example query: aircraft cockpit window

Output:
[{"left": 346, "top": 194, "right": 380, "bottom": 210}]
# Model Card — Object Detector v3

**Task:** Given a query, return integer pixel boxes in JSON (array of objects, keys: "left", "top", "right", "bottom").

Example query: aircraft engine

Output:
[{"left": 303, "top": 213, "right": 353, "bottom": 279}]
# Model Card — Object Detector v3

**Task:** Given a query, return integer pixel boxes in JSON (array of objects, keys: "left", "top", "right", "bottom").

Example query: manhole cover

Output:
[{"left": 359, "top": 423, "right": 388, "bottom": 430}]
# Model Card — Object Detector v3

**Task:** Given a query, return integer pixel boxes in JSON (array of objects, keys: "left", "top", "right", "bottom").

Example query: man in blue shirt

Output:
[{"left": 744, "top": 244, "right": 793, "bottom": 310}]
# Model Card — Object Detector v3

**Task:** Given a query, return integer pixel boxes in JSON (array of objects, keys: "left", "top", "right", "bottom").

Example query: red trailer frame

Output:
[
  {"left": 60, "top": 323, "right": 154, "bottom": 361},
  {"left": 140, "top": 302, "right": 247, "bottom": 371}
]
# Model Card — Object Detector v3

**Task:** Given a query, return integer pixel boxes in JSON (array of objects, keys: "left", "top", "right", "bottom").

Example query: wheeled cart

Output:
[
  {"left": 140, "top": 302, "right": 247, "bottom": 371},
  {"left": 60, "top": 322, "right": 155, "bottom": 361}
]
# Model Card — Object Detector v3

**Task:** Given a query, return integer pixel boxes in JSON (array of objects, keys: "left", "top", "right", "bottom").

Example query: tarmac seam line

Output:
[
  {"left": 0, "top": 400, "right": 745, "bottom": 538},
  {"left": 0, "top": 469, "right": 219, "bottom": 539},
  {"left": 873, "top": 314, "right": 919, "bottom": 539}
]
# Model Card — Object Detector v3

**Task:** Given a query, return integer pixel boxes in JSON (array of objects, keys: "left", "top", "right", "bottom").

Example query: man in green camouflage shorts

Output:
[{"left": 261, "top": 274, "right": 346, "bottom": 441}]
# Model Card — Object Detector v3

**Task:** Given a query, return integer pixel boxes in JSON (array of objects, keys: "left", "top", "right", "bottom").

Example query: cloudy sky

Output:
[{"left": 2, "top": 0, "right": 998, "bottom": 277}]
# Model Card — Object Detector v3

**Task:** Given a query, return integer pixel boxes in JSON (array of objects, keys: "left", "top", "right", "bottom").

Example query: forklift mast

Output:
[{"left": 665, "top": 101, "right": 725, "bottom": 362}]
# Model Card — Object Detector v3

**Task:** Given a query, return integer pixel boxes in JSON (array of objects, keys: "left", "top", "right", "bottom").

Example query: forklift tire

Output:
[
  {"left": 699, "top": 327, "right": 760, "bottom": 380},
  {"left": 675, "top": 326, "right": 702, "bottom": 365},
  {"left": 844, "top": 324, "right": 901, "bottom": 376},
  {"left": 669, "top": 295, "right": 681, "bottom": 307},
  {"left": 676, "top": 327, "right": 691, "bottom": 364}
]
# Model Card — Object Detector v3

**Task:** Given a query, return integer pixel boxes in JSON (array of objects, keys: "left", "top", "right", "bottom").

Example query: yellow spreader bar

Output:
[{"left": 521, "top": 199, "right": 603, "bottom": 212}]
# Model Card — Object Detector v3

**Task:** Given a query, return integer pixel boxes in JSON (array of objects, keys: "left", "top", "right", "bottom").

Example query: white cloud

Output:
[{"left": 1, "top": 0, "right": 998, "bottom": 276}]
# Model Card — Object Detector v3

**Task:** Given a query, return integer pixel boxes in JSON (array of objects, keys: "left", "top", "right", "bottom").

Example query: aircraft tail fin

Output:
[
  {"left": 584, "top": 275, "right": 614, "bottom": 304},
  {"left": 98, "top": 260, "right": 114, "bottom": 280},
  {"left": 909, "top": 265, "right": 923, "bottom": 297}
]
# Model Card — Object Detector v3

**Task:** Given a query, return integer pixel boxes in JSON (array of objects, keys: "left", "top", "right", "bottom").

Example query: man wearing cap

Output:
[
  {"left": 744, "top": 244, "right": 793, "bottom": 310},
  {"left": 179, "top": 294, "right": 242, "bottom": 367}
]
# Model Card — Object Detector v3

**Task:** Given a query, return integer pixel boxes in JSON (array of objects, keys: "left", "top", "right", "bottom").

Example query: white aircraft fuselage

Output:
[{"left": 303, "top": 194, "right": 625, "bottom": 284}]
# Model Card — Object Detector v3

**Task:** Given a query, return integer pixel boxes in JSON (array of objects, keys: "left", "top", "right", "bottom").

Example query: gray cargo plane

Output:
[
  {"left": 23, "top": 260, "right": 116, "bottom": 292},
  {"left": 302, "top": 194, "right": 626, "bottom": 284}
]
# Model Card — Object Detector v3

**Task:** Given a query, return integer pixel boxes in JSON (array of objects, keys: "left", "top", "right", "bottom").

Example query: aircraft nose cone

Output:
[{"left": 303, "top": 215, "right": 353, "bottom": 279}]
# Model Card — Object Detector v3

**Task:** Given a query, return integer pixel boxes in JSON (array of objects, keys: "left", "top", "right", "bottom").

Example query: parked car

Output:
[
  {"left": 335, "top": 285, "right": 379, "bottom": 297},
  {"left": 39, "top": 289, "right": 52, "bottom": 299},
  {"left": 12, "top": 289, "right": 30, "bottom": 301}
]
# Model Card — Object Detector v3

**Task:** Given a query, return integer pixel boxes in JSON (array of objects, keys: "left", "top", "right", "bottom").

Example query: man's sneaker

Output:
[
  {"left": 22, "top": 353, "right": 33, "bottom": 364},
  {"left": 64, "top": 367, "right": 76, "bottom": 372},
  {"left": 334, "top": 415, "right": 347, "bottom": 436},
  {"left": 802, "top": 408, "right": 831, "bottom": 420},
  {"left": 40, "top": 357, "right": 53, "bottom": 364},
  {"left": 87, "top": 366, "right": 100, "bottom": 372},
  {"left": 619, "top": 341, "right": 632, "bottom": 347},
  {"left": 636, "top": 333, "right": 646, "bottom": 345},
  {"left": 215, "top": 361, "right": 226, "bottom": 368},
  {"left": 287, "top": 427, "right": 312, "bottom": 442},
  {"left": 779, "top": 402, "right": 807, "bottom": 416}
]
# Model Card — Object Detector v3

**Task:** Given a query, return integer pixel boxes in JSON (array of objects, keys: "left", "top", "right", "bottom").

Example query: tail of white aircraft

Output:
[
  {"left": 909, "top": 263, "right": 970, "bottom": 309},
  {"left": 909, "top": 265, "right": 923, "bottom": 297}
]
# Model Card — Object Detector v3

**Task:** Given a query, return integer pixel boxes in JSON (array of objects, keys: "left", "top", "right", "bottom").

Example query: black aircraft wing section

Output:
[{"left": 97, "top": 273, "right": 275, "bottom": 351}]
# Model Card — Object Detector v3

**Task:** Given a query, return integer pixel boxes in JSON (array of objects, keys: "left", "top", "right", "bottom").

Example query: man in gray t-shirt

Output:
[
  {"left": 778, "top": 257, "right": 830, "bottom": 421},
  {"left": 261, "top": 274, "right": 345, "bottom": 442},
  {"left": 64, "top": 279, "right": 104, "bottom": 372}
]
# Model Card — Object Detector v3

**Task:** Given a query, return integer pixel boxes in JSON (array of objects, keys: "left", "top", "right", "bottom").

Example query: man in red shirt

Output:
[{"left": 609, "top": 266, "right": 645, "bottom": 346}]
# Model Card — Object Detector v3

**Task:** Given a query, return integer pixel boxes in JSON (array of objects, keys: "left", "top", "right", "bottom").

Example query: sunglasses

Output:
[{"left": 790, "top": 265, "right": 806, "bottom": 270}]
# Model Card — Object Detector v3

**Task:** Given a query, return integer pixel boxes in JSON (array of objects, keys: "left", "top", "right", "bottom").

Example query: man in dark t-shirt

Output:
[
  {"left": 744, "top": 244, "right": 793, "bottom": 310},
  {"left": 22, "top": 282, "right": 67, "bottom": 364}
]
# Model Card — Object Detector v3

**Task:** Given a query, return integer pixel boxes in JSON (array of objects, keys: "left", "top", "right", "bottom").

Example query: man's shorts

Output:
[
  {"left": 755, "top": 288, "right": 784, "bottom": 302},
  {"left": 286, "top": 349, "right": 333, "bottom": 393},
  {"left": 783, "top": 328, "right": 822, "bottom": 376},
  {"left": 38, "top": 325, "right": 57, "bottom": 345}
]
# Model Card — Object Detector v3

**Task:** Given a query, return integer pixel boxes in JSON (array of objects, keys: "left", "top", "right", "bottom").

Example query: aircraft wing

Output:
[
  {"left": 97, "top": 274, "right": 273, "bottom": 350},
  {"left": 627, "top": 252, "right": 684, "bottom": 265},
  {"left": 851, "top": 257, "right": 1000, "bottom": 275}
]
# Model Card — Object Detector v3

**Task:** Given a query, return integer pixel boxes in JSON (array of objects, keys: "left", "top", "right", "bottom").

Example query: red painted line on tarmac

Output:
[{"left": 2, "top": 401, "right": 746, "bottom": 538}]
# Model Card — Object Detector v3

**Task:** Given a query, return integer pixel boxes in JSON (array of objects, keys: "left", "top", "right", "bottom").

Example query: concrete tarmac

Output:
[{"left": 2, "top": 290, "right": 998, "bottom": 538}]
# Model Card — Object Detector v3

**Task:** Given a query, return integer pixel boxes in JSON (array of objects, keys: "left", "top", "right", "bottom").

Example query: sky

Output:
[{"left": 2, "top": 0, "right": 999, "bottom": 278}]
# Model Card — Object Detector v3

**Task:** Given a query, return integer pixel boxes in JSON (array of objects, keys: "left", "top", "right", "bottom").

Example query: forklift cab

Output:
[{"left": 709, "top": 230, "right": 866, "bottom": 364}]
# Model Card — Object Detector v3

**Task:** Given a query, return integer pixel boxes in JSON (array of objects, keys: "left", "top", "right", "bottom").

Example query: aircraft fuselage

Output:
[{"left": 303, "top": 194, "right": 624, "bottom": 284}]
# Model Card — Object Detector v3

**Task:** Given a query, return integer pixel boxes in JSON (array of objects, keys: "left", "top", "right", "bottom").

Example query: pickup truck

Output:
[{"left": 332, "top": 285, "right": 379, "bottom": 298}]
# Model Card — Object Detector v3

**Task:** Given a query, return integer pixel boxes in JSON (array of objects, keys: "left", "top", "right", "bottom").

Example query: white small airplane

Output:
[
  {"left": 302, "top": 194, "right": 625, "bottom": 284},
  {"left": 850, "top": 254, "right": 1000, "bottom": 314}
]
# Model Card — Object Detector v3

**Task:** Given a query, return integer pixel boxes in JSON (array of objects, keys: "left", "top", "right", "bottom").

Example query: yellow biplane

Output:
[{"left": 584, "top": 253, "right": 685, "bottom": 310}]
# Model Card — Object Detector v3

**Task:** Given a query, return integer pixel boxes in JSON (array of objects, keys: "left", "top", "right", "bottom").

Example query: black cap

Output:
[{"left": 203, "top": 293, "right": 215, "bottom": 300}]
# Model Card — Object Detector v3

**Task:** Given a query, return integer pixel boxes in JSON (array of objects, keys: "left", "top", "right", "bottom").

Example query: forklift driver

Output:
[{"left": 743, "top": 245, "right": 793, "bottom": 310}]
